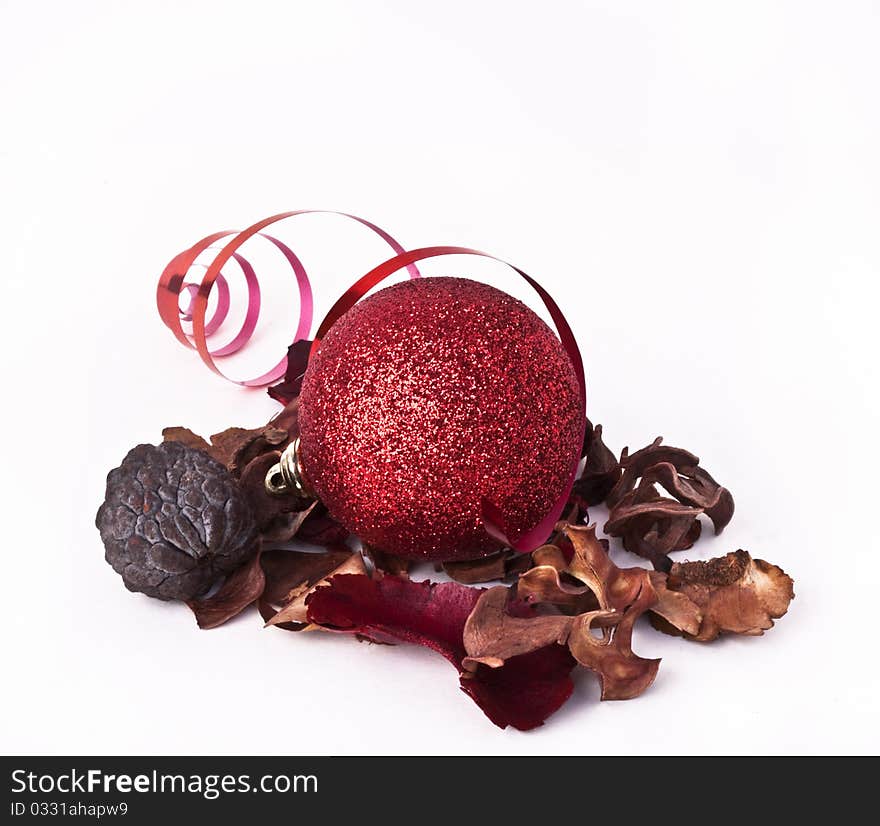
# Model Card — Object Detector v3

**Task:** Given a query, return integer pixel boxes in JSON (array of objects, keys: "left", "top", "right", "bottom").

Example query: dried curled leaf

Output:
[
  {"left": 443, "top": 550, "right": 532, "bottom": 585},
  {"left": 462, "top": 588, "right": 573, "bottom": 669},
  {"left": 569, "top": 421, "right": 622, "bottom": 507},
  {"left": 603, "top": 437, "right": 734, "bottom": 570},
  {"left": 650, "top": 550, "right": 794, "bottom": 641},
  {"left": 605, "top": 487, "right": 702, "bottom": 572},
  {"left": 513, "top": 559, "right": 597, "bottom": 614},
  {"left": 305, "top": 574, "right": 577, "bottom": 731},
  {"left": 566, "top": 581, "right": 660, "bottom": 700},
  {"left": 606, "top": 439, "right": 698, "bottom": 507},
  {"left": 164, "top": 398, "right": 300, "bottom": 478},
  {"left": 519, "top": 524, "right": 647, "bottom": 615},
  {"left": 638, "top": 462, "right": 734, "bottom": 534},
  {"left": 186, "top": 547, "right": 265, "bottom": 630},
  {"left": 464, "top": 524, "right": 660, "bottom": 703}
]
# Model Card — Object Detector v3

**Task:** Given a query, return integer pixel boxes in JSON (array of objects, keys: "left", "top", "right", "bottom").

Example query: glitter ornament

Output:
[{"left": 298, "top": 277, "right": 584, "bottom": 561}]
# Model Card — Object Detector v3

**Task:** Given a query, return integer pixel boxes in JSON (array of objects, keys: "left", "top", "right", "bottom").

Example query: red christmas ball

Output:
[{"left": 298, "top": 277, "right": 583, "bottom": 560}]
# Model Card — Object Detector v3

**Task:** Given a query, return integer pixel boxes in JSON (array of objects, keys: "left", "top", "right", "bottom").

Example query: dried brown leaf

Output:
[
  {"left": 570, "top": 421, "right": 622, "bottom": 507},
  {"left": 364, "top": 545, "right": 412, "bottom": 578},
  {"left": 567, "top": 581, "right": 661, "bottom": 700},
  {"left": 600, "top": 436, "right": 735, "bottom": 570},
  {"left": 261, "top": 547, "right": 354, "bottom": 605},
  {"left": 238, "top": 453, "right": 312, "bottom": 535},
  {"left": 462, "top": 523, "right": 660, "bottom": 702},
  {"left": 205, "top": 426, "right": 265, "bottom": 472},
  {"left": 443, "top": 550, "right": 531, "bottom": 585},
  {"left": 605, "top": 490, "right": 703, "bottom": 572},
  {"left": 264, "top": 551, "right": 367, "bottom": 628},
  {"left": 186, "top": 547, "right": 265, "bottom": 630},
  {"left": 161, "top": 400, "right": 301, "bottom": 479},
  {"left": 161, "top": 426, "right": 211, "bottom": 453},
  {"left": 210, "top": 416, "right": 295, "bottom": 478},
  {"left": 462, "top": 587, "right": 573, "bottom": 670},
  {"left": 650, "top": 550, "right": 794, "bottom": 641}
]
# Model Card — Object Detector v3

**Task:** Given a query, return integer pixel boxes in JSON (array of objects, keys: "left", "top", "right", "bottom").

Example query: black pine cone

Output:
[{"left": 96, "top": 441, "right": 258, "bottom": 601}]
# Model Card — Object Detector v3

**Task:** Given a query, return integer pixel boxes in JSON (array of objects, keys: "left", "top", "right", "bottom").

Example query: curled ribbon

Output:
[{"left": 156, "top": 211, "right": 420, "bottom": 386}]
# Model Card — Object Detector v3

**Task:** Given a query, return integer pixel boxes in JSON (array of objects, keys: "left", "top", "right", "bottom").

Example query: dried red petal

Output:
[
  {"left": 305, "top": 574, "right": 576, "bottom": 730},
  {"left": 460, "top": 645, "right": 577, "bottom": 731},
  {"left": 295, "top": 502, "right": 350, "bottom": 546},
  {"left": 307, "top": 574, "right": 477, "bottom": 660},
  {"left": 267, "top": 339, "right": 313, "bottom": 405}
]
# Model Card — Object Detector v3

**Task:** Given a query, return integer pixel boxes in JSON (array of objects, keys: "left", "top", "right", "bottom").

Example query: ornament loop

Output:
[{"left": 265, "top": 438, "right": 312, "bottom": 498}]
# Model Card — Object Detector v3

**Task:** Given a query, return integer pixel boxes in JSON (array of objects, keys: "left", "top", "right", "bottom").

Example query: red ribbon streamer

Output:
[{"left": 156, "top": 211, "right": 420, "bottom": 385}]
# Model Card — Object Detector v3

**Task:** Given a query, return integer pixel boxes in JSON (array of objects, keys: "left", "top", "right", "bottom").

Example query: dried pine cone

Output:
[{"left": 96, "top": 442, "right": 258, "bottom": 600}]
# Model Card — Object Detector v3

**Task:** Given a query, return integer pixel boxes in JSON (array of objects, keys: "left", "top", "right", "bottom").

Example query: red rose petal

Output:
[
  {"left": 306, "top": 574, "right": 576, "bottom": 730},
  {"left": 460, "top": 645, "right": 576, "bottom": 731},
  {"left": 267, "top": 339, "right": 313, "bottom": 405},
  {"left": 307, "top": 574, "right": 476, "bottom": 663}
]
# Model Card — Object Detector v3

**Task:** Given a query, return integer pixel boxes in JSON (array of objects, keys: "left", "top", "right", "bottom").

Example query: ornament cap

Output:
[{"left": 265, "top": 437, "right": 313, "bottom": 498}]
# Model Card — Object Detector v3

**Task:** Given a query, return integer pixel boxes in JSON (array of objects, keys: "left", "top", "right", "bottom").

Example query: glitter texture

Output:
[{"left": 298, "top": 277, "right": 583, "bottom": 561}]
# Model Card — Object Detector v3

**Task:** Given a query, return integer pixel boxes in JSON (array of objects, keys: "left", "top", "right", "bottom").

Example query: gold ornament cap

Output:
[{"left": 264, "top": 437, "right": 312, "bottom": 498}]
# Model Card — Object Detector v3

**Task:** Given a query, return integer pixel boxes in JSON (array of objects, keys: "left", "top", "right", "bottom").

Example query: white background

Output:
[{"left": 1, "top": 1, "right": 877, "bottom": 755}]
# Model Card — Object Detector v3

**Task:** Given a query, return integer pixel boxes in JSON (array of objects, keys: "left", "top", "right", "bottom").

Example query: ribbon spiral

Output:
[{"left": 156, "top": 210, "right": 421, "bottom": 386}]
